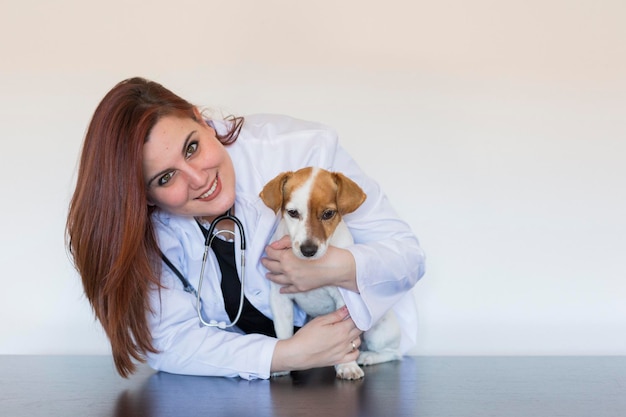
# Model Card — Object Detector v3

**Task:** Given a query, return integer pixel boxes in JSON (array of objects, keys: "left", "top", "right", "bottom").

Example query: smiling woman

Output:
[
  {"left": 66, "top": 78, "right": 245, "bottom": 377},
  {"left": 65, "top": 77, "right": 425, "bottom": 380},
  {"left": 142, "top": 112, "right": 236, "bottom": 219}
]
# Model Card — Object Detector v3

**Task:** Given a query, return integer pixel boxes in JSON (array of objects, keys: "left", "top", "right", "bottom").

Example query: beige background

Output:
[{"left": 1, "top": 0, "right": 624, "bottom": 356}]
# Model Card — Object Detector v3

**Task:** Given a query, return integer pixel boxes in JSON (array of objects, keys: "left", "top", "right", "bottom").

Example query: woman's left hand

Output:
[{"left": 261, "top": 235, "right": 359, "bottom": 293}]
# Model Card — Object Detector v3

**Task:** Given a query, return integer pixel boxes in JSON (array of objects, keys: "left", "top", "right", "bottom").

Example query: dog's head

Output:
[{"left": 260, "top": 167, "right": 366, "bottom": 259}]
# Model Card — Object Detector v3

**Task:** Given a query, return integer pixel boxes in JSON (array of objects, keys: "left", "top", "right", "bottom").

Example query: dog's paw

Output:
[{"left": 335, "top": 361, "right": 364, "bottom": 380}]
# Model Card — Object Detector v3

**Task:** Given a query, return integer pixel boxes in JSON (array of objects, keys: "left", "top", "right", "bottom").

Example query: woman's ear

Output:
[{"left": 192, "top": 107, "right": 204, "bottom": 123}]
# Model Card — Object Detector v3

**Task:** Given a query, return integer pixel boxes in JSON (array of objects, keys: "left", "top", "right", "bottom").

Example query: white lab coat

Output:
[{"left": 147, "top": 114, "right": 426, "bottom": 379}]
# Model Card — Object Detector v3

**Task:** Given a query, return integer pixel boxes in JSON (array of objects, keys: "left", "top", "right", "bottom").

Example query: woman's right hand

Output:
[{"left": 270, "top": 306, "right": 363, "bottom": 373}]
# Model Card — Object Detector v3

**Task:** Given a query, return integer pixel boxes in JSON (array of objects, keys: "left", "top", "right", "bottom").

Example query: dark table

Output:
[{"left": 1, "top": 355, "right": 624, "bottom": 417}]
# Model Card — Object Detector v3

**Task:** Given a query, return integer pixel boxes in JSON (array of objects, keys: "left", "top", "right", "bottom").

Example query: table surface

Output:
[{"left": 1, "top": 355, "right": 624, "bottom": 417}]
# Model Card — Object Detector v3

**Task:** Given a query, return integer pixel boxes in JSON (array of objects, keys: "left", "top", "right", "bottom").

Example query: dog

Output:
[{"left": 260, "top": 166, "right": 401, "bottom": 379}]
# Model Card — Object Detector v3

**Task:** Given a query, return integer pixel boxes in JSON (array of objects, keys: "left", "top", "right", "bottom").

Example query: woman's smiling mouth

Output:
[{"left": 196, "top": 175, "right": 220, "bottom": 200}]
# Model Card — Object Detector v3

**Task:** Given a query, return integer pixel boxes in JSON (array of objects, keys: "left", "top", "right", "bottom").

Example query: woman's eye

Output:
[
  {"left": 185, "top": 142, "right": 198, "bottom": 158},
  {"left": 321, "top": 210, "right": 336, "bottom": 221},
  {"left": 158, "top": 171, "right": 175, "bottom": 186},
  {"left": 287, "top": 209, "right": 299, "bottom": 219}
]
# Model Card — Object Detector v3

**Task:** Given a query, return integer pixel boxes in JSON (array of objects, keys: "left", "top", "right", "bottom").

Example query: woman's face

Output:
[{"left": 143, "top": 112, "right": 235, "bottom": 220}]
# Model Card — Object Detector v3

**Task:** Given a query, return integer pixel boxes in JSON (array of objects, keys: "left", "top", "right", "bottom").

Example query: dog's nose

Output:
[{"left": 300, "top": 242, "right": 318, "bottom": 258}]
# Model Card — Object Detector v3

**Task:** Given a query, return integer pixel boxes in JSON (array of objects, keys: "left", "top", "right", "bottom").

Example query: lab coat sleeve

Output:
[
  {"left": 145, "top": 227, "right": 278, "bottom": 380},
  {"left": 328, "top": 142, "right": 426, "bottom": 334}
]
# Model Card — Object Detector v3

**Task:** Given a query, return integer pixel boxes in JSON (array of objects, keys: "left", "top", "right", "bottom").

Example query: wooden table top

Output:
[{"left": 1, "top": 355, "right": 624, "bottom": 417}]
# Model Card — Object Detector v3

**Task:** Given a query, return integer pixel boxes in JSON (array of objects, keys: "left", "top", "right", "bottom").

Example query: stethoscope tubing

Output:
[{"left": 196, "top": 208, "right": 247, "bottom": 329}]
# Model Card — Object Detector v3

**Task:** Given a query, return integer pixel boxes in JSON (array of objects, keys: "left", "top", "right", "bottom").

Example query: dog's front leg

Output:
[
  {"left": 269, "top": 282, "right": 295, "bottom": 340},
  {"left": 269, "top": 282, "right": 296, "bottom": 378}
]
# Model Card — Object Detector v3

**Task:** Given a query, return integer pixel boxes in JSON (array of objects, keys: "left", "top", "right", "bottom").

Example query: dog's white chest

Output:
[{"left": 288, "top": 286, "right": 345, "bottom": 317}]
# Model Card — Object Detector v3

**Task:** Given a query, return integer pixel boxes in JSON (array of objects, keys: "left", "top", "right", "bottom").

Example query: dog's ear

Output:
[
  {"left": 260, "top": 171, "right": 292, "bottom": 212},
  {"left": 333, "top": 173, "right": 366, "bottom": 215}
]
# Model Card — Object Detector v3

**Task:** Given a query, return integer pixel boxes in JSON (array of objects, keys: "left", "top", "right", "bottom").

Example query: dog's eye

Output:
[
  {"left": 321, "top": 210, "right": 336, "bottom": 221},
  {"left": 287, "top": 209, "right": 299, "bottom": 219}
]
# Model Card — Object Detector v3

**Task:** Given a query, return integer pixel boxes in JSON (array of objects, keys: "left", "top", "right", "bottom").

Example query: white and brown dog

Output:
[{"left": 260, "top": 167, "right": 401, "bottom": 379}]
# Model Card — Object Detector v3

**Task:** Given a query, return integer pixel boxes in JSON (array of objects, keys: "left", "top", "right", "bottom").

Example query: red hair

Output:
[{"left": 66, "top": 77, "right": 243, "bottom": 377}]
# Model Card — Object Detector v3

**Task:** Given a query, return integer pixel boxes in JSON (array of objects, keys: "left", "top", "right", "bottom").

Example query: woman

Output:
[{"left": 66, "top": 77, "right": 425, "bottom": 379}]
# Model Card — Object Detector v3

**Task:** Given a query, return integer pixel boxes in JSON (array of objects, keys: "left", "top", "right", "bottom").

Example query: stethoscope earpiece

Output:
[{"left": 209, "top": 320, "right": 228, "bottom": 330}]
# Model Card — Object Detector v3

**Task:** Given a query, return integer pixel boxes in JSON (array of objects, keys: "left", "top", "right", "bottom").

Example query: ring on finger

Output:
[{"left": 351, "top": 340, "right": 357, "bottom": 352}]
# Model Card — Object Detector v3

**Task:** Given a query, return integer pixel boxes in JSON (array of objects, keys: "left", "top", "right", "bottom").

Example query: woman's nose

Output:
[{"left": 184, "top": 164, "right": 207, "bottom": 189}]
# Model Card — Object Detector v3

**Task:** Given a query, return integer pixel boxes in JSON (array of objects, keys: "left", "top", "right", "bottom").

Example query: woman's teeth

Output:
[{"left": 198, "top": 178, "right": 218, "bottom": 199}]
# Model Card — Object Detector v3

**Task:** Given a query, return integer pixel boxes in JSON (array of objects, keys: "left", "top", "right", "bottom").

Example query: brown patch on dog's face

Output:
[
  {"left": 306, "top": 171, "right": 343, "bottom": 246},
  {"left": 282, "top": 167, "right": 314, "bottom": 208}
]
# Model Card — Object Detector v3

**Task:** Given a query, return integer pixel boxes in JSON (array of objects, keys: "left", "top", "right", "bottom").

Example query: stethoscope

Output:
[
  {"left": 160, "top": 208, "right": 247, "bottom": 330},
  {"left": 196, "top": 208, "right": 247, "bottom": 329}
]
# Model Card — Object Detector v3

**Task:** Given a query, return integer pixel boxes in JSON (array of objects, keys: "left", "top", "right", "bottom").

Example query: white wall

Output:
[{"left": 1, "top": 0, "right": 624, "bottom": 356}]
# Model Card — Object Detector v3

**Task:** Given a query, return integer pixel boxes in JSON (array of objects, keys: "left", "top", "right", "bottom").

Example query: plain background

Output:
[{"left": 1, "top": 0, "right": 624, "bottom": 357}]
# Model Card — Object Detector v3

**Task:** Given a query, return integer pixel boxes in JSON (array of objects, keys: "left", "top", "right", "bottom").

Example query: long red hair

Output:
[{"left": 66, "top": 77, "right": 243, "bottom": 377}]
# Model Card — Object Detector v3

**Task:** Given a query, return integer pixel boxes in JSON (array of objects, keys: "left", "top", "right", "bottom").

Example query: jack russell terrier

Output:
[{"left": 260, "top": 166, "right": 401, "bottom": 379}]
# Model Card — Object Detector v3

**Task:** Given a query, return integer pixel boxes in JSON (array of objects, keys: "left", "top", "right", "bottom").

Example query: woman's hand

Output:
[
  {"left": 261, "top": 236, "right": 359, "bottom": 293},
  {"left": 270, "top": 306, "right": 363, "bottom": 373}
]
